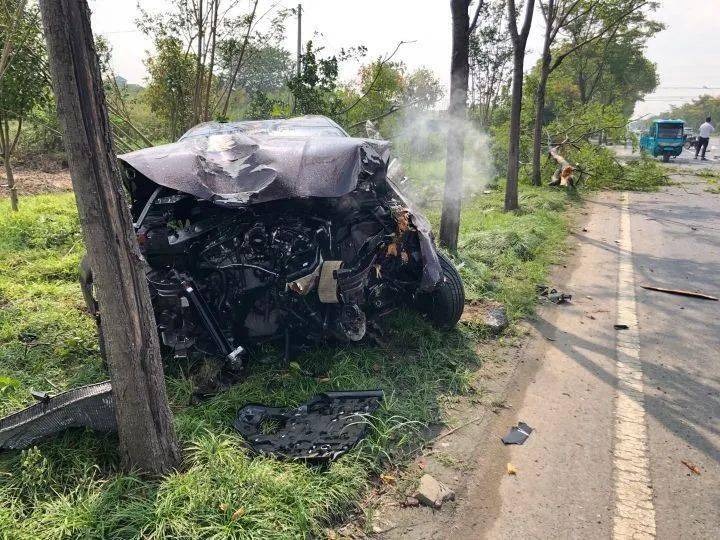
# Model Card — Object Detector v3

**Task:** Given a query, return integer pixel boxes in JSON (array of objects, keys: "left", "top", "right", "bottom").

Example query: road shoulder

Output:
[{"left": 376, "top": 193, "right": 623, "bottom": 539}]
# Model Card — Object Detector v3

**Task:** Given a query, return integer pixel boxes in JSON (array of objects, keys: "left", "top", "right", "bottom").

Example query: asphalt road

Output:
[
  {"left": 431, "top": 155, "right": 719, "bottom": 539},
  {"left": 487, "top": 159, "right": 718, "bottom": 539},
  {"left": 379, "top": 150, "right": 719, "bottom": 540},
  {"left": 630, "top": 171, "right": 720, "bottom": 538}
]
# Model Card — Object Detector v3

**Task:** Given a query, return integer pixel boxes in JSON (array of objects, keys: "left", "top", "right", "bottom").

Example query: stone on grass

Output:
[
  {"left": 413, "top": 474, "right": 455, "bottom": 509},
  {"left": 483, "top": 305, "right": 509, "bottom": 335}
]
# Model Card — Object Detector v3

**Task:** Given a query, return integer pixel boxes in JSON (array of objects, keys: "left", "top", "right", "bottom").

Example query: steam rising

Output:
[{"left": 389, "top": 110, "right": 495, "bottom": 211}]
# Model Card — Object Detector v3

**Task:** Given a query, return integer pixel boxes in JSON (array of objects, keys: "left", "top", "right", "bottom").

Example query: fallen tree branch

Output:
[{"left": 640, "top": 285, "right": 718, "bottom": 301}]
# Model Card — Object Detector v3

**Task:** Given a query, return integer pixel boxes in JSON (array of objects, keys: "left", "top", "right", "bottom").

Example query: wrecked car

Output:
[{"left": 82, "top": 115, "right": 465, "bottom": 373}]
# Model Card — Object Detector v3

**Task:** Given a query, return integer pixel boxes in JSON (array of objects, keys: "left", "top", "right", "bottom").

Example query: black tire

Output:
[
  {"left": 662, "top": 153, "right": 670, "bottom": 163},
  {"left": 419, "top": 252, "right": 465, "bottom": 329}
]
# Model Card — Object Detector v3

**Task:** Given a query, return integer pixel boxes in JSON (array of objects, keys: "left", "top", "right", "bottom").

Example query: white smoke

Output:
[{"left": 386, "top": 110, "right": 495, "bottom": 211}]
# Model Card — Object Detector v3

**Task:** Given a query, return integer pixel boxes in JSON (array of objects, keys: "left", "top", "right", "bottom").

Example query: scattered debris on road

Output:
[
  {"left": 233, "top": 390, "right": 383, "bottom": 461},
  {"left": 507, "top": 463, "right": 518, "bottom": 475},
  {"left": 640, "top": 284, "right": 718, "bottom": 301},
  {"left": 537, "top": 285, "right": 572, "bottom": 304},
  {"left": 501, "top": 422, "right": 533, "bottom": 445},
  {"left": 681, "top": 460, "right": 701, "bottom": 475},
  {"left": 413, "top": 474, "right": 455, "bottom": 509},
  {"left": 614, "top": 323, "right": 630, "bottom": 330}
]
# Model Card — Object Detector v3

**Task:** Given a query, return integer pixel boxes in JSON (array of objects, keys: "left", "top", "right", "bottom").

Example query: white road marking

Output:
[{"left": 612, "top": 194, "right": 657, "bottom": 539}]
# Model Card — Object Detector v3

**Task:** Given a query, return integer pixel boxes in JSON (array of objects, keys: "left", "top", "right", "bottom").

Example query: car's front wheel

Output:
[{"left": 418, "top": 252, "right": 465, "bottom": 329}]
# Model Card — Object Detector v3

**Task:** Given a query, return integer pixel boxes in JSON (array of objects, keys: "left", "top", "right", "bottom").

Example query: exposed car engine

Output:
[{"left": 81, "top": 116, "right": 464, "bottom": 379}]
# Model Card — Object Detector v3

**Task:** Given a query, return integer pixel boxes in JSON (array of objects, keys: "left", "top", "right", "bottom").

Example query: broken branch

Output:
[{"left": 640, "top": 285, "right": 718, "bottom": 301}]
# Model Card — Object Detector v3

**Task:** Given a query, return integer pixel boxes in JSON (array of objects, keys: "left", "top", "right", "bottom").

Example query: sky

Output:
[{"left": 90, "top": 0, "right": 720, "bottom": 117}]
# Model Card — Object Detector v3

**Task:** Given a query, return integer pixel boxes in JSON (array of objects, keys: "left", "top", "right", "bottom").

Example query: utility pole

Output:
[
  {"left": 296, "top": 3, "right": 302, "bottom": 78},
  {"left": 38, "top": 0, "right": 181, "bottom": 475}
]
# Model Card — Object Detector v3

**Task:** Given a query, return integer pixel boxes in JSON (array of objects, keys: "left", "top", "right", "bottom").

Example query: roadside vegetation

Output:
[
  {"left": 0, "top": 185, "right": 571, "bottom": 538},
  {"left": 0, "top": 0, "right": 674, "bottom": 536}
]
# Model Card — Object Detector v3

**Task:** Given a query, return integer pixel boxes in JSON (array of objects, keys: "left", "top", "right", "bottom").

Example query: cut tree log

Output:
[
  {"left": 38, "top": 0, "right": 180, "bottom": 474},
  {"left": 548, "top": 146, "right": 576, "bottom": 187}
]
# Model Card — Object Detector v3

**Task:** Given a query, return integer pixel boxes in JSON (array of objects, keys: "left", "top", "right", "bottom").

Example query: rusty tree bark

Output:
[{"left": 38, "top": 0, "right": 180, "bottom": 474}]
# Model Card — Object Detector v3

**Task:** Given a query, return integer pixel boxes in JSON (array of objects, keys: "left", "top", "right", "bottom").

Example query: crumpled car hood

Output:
[{"left": 119, "top": 131, "right": 391, "bottom": 206}]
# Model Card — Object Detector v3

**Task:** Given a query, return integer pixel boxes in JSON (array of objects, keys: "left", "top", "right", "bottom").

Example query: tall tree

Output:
[
  {"left": 219, "top": 0, "right": 259, "bottom": 119},
  {"left": 530, "top": 0, "right": 655, "bottom": 185},
  {"left": 530, "top": 0, "right": 584, "bottom": 186},
  {"left": 0, "top": 0, "right": 28, "bottom": 84},
  {"left": 505, "top": 0, "right": 535, "bottom": 212},
  {"left": 558, "top": 1, "right": 660, "bottom": 110},
  {"left": 144, "top": 37, "right": 197, "bottom": 140},
  {"left": 138, "top": 0, "right": 290, "bottom": 124},
  {"left": 439, "top": 0, "right": 485, "bottom": 251},
  {"left": 287, "top": 40, "right": 343, "bottom": 116},
  {"left": 0, "top": 1, "right": 49, "bottom": 211},
  {"left": 468, "top": 0, "right": 513, "bottom": 127},
  {"left": 39, "top": 0, "right": 181, "bottom": 474},
  {"left": 138, "top": 0, "right": 240, "bottom": 123}
]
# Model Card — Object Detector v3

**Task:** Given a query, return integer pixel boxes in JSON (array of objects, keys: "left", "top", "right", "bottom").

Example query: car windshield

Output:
[
  {"left": 657, "top": 124, "right": 683, "bottom": 138},
  {"left": 181, "top": 118, "right": 347, "bottom": 140}
]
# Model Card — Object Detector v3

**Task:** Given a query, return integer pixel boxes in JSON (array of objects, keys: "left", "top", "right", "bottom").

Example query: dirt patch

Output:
[
  {"left": 370, "top": 206, "right": 587, "bottom": 539},
  {"left": 460, "top": 300, "right": 505, "bottom": 323},
  {"left": 0, "top": 167, "right": 73, "bottom": 197}
]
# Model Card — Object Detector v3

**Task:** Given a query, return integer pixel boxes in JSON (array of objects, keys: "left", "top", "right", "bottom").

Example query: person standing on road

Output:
[{"left": 695, "top": 117, "right": 714, "bottom": 160}]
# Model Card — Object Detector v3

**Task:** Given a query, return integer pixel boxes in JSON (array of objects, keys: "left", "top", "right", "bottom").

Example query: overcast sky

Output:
[{"left": 90, "top": 0, "right": 720, "bottom": 117}]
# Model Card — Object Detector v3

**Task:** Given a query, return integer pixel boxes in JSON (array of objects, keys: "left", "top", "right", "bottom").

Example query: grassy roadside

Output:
[{"left": 0, "top": 187, "right": 574, "bottom": 539}]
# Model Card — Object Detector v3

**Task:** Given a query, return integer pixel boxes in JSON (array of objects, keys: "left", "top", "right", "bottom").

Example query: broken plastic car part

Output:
[
  {"left": 0, "top": 382, "right": 115, "bottom": 450},
  {"left": 233, "top": 390, "right": 384, "bottom": 461},
  {"left": 501, "top": 422, "right": 534, "bottom": 445},
  {"left": 537, "top": 284, "right": 572, "bottom": 304}
]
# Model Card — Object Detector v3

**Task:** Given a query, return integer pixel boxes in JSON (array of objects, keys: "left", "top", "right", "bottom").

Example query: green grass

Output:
[
  {"left": 704, "top": 177, "right": 720, "bottom": 194},
  {"left": 0, "top": 184, "right": 571, "bottom": 538},
  {"left": 693, "top": 169, "right": 720, "bottom": 179}
]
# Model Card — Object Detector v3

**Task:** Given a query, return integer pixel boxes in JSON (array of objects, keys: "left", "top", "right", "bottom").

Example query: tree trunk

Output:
[
  {"left": 39, "top": 0, "right": 181, "bottom": 475},
  {"left": 193, "top": 0, "right": 205, "bottom": 125},
  {"left": 202, "top": 0, "right": 219, "bottom": 122},
  {"left": 220, "top": 0, "right": 259, "bottom": 120},
  {"left": 505, "top": 47, "right": 525, "bottom": 212},
  {"left": 4, "top": 150, "right": 18, "bottom": 211},
  {"left": 439, "top": 0, "right": 470, "bottom": 252},
  {"left": 0, "top": 117, "right": 19, "bottom": 211},
  {"left": 531, "top": 56, "right": 550, "bottom": 187}
]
